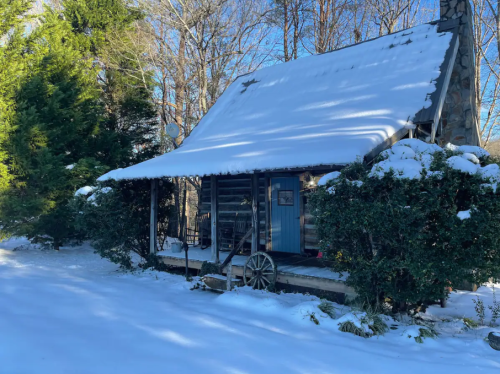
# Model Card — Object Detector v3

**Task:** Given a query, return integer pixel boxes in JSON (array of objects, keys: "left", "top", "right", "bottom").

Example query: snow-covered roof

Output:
[{"left": 100, "top": 23, "right": 455, "bottom": 181}]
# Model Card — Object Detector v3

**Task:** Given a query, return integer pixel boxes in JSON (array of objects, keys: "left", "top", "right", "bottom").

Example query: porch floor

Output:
[{"left": 157, "top": 246, "right": 355, "bottom": 300}]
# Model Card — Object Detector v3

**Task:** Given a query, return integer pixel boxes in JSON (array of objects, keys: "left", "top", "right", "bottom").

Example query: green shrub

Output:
[
  {"left": 310, "top": 140, "right": 500, "bottom": 312},
  {"left": 318, "top": 300, "right": 336, "bottom": 318},
  {"left": 368, "top": 314, "right": 389, "bottom": 336},
  {"left": 463, "top": 317, "right": 479, "bottom": 330},
  {"left": 337, "top": 311, "right": 388, "bottom": 338},
  {"left": 72, "top": 179, "right": 173, "bottom": 269},
  {"left": 473, "top": 296, "right": 486, "bottom": 325},
  {"left": 199, "top": 261, "right": 221, "bottom": 277},
  {"left": 413, "top": 327, "right": 438, "bottom": 343},
  {"left": 338, "top": 321, "right": 368, "bottom": 337}
]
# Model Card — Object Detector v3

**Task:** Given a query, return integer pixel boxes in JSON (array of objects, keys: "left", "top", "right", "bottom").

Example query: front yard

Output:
[{"left": 0, "top": 238, "right": 499, "bottom": 374}]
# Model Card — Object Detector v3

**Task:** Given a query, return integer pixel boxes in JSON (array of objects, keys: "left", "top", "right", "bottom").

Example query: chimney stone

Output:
[{"left": 438, "top": 0, "right": 480, "bottom": 146}]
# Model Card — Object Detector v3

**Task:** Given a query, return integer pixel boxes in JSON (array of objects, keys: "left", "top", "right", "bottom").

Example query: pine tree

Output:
[
  {"left": 0, "top": 1, "right": 161, "bottom": 247},
  {"left": 0, "top": 0, "right": 34, "bottom": 195},
  {"left": 62, "top": 0, "right": 160, "bottom": 167},
  {"left": 0, "top": 11, "right": 105, "bottom": 247}
]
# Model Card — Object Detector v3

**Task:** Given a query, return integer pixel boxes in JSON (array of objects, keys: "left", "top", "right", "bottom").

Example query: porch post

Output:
[
  {"left": 210, "top": 175, "right": 219, "bottom": 262},
  {"left": 264, "top": 176, "right": 271, "bottom": 251},
  {"left": 251, "top": 173, "right": 260, "bottom": 254},
  {"left": 150, "top": 179, "right": 158, "bottom": 255}
]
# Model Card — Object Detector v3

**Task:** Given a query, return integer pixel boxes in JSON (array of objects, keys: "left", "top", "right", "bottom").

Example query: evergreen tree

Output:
[
  {"left": 0, "top": 0, "right": 34, "bottom": 195},
  {"left": 0, "top": 1, "right": 161, "bottom": 247},
  {"left": 62, "top": 0, "right": 159, "bottom": 167},
  {"left": 0, "top": 11, "right": 105, "bottom": 247}
]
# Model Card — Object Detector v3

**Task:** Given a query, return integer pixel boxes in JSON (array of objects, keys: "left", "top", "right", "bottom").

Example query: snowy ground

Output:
[{"left": 1, "top": 238, "right": 499, "bottom": 374}]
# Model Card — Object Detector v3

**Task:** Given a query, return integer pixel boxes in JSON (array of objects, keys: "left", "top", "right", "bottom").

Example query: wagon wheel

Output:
[{"left": 243, "top": 252, "right": 277, "bottom": 290}]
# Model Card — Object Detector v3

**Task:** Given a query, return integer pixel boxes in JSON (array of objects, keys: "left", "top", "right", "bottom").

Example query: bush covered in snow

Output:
[
  {"left": 310, "top": 139, "right": 500, "bottom": 311},
  {"left": 71, "top": 179, "right": 174, "bottom": 269}
]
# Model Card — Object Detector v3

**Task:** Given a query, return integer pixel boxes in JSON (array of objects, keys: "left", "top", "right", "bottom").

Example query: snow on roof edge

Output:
[{"left": 97, "top": 161, "right": 349, "bottom": 181}]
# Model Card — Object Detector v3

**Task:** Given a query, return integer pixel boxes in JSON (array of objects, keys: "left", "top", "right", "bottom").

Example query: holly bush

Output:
[
  {"left": 72, "top": 179, "right": 174, "bottom": 269},
  {"left": 310, "top": 140, "right": 500, "bottom": 311}
]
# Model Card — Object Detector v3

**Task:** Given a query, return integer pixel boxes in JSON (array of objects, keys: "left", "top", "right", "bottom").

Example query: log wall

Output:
[
  {"left": 200, "top": 173, "right": 322, "bottom": 252},
  {"left": 200, "top": 175, "right": 266, "bottom": 247}
]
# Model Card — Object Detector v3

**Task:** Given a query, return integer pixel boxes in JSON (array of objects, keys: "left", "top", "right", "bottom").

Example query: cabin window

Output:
[{"left": 278, "top": 190, "right": 294, "bottom": 206}]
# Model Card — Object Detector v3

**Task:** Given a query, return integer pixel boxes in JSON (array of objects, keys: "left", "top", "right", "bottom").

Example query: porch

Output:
[{"left": 157, "top": 246, "right": 356, "bottom": 302}]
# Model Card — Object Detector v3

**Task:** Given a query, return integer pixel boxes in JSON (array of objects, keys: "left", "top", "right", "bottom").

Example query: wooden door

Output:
[{"left": 271, "top": 177, "right": 301, "bottom": 253}]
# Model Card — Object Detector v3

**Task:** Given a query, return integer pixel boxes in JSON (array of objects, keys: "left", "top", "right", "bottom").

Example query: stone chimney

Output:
[{"left": 438, "top": 0, "right": 480, "bottom": 146}]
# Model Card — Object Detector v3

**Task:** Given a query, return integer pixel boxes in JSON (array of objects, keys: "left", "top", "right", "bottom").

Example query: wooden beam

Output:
[
  {"left": 150, "top": 179, "right": 158, "bottom": 255},
  {"left": 210, "top": 175, "right": 219, "bottom": 262},
  {"left": 275, "top": 272, "right": 357, "bottom": 301},
  {"left": 251, "top": 173, "right": 260, "bottom": 253}
]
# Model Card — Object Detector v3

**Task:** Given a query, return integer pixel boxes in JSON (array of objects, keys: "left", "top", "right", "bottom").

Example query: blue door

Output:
[{"left": 271, "top": 177, "right": 301, "bottom": 253}]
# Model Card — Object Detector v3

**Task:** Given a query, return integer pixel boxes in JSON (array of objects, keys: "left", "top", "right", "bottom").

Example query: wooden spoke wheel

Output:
[{"left": 243, "top": 252, "right": 277, "bottom": 290}]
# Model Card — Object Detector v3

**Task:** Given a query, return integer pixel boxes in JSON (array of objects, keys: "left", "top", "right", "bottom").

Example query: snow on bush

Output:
[
  {"left": 457, "top": 210, "right": 471, "bottom": 220},
  {"left": 71, "top": 180, "right": 174, "bottom": 269},
  {"left": 74, "top": 186, "right": 95, "bottom": 196},
  {"left": 370, "top": 139, "right": 496, "bottom": 180},
  {"left": 310, "top": 139, "right": 500, "bottom": 312},
  {"left": 318, "top": 171, "right": 341, "bottom": 186},
  {"left": 393, "top": 138, "right": 443, "bottom": 154},
  {"left": 478, "top": 163, "right": 500, "bottom": 180},
  {"left": 446, "top": 156, "right": 479, "bottom": 175},
  {"left": 461, "top": 153, "right": 480, "bottom": 164},
  {"left": 458, "top": 145, "right": 490, "bottom": 158},
  {"left": 369, "top": 139, "right": 497, "bottom": 181},
  {"left": 369, "top": 158, "right": 423, "bottom": 179},
  {"left": 404, "top": 326, "right": 438, "bottom": 344}
]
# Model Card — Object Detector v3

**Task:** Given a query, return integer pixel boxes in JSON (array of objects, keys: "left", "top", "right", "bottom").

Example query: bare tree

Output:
[
  {"left": 485, "top": 0, "right": 499, "bottom": 59},
  {"left": 136, "top": 0, "right": 274, "bottom": 236},
  {"left": 472, "top": 0, "right": 500, "bottom": 145},
  {"left": 368, "top": 0, "right": 433, "bottom": 35},
  {"left": 308, "top": 0, "right": 351, "bottom": 53}
]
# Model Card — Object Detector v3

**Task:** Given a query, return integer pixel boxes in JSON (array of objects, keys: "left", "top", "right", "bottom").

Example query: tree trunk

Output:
[
  {"left": 292, "top": 0, "right": 300, "bottom": 59},
  {"left": 174, "top": 24, "right": 186, "bottom": 146},
  {"left": 284, "top": 0, "right": 290, "bottom": 61},
  {"left": 496, "top": 0, "right": 500, "bottom": 60}
]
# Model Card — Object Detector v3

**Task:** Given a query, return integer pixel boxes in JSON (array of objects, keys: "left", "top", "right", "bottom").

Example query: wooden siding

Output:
[
  {"left": 200, "top": 175, "right": 266, "bottom": 246},
  {"left": 199, "top": 173, "right": 322, "bottom": 252},
  {"left": 303, "top": 199, "right": 319, "bottom": 250}
]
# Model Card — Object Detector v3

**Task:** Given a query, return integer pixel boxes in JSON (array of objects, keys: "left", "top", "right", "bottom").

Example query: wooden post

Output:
[
  {"left": 179, "top": 179, "right": 187, "bottom": 242},
  {"left": 299, "top": 179, "right": 305, "bottom": 254},
  {"left": 264, "top": 176, "right": 271, "bottom": 251},
  {"left": 226, "top": 261, "right": 232, "bottom": 291},
  {"left": 185, "top": 186, "right": 190, "bottom": 230},
  {"left": 150, "top": 179, "right": 158, "bottom": 255},
  {"left": 210, "top": 175, "right": 219, "bottom": 262},
  {"left": 251, "top": 173, "right": 260, "bottom": 254}
]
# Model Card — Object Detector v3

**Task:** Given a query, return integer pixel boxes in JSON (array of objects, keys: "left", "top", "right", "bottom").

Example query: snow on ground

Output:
[{"left": 1, "top": 238, "right": 499, "bottom": 374}]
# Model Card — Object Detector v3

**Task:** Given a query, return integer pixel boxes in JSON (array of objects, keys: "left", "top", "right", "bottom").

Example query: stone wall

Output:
[{"left": 438, "top": 0, "right": 480, "bottom": 146}]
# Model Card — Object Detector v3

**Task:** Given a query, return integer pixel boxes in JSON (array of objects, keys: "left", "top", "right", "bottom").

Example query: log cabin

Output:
[{"left": 99, "top": 0, "right": 480, "bottom": 296}]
